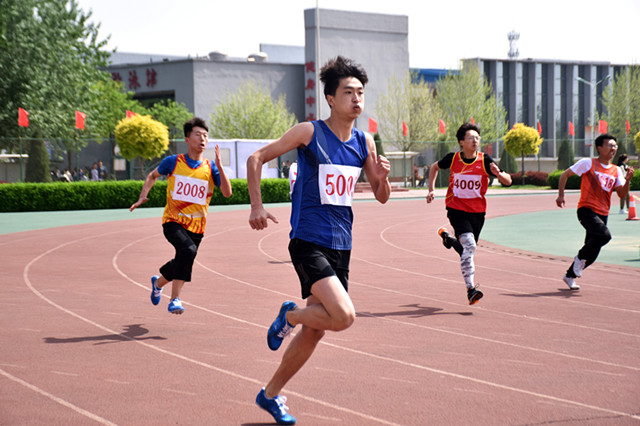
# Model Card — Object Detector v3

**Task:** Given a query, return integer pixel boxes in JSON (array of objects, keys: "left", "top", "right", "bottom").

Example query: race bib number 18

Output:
[
  {"left": 172, "top": 174, "right": 209, "bottom": 205},
  {"left": 319, "top": 164, "right": 361, "bottom": 206}
]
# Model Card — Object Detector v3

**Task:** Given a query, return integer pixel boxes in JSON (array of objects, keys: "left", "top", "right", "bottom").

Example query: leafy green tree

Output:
[
  {"left": 88, "top": 79, "right": 144, "bottom": 139},
  {"left": 435, "top": 63, "right": 507, "bottom": 143},
  {"left": 602, "top": 65, "right": 640, "bottom": 151},
  {"left": 148, "top": 100, "right": 193, "bottom": 140},
  {"left": 24, "top": 138, "right": 52, "bottom": 182},
  {"left": 635, "top": 130, "right": 640, "bottom": 154},
  {"left": 498, "top": 147, "right": 519, "bottom": 173},
  {"left": 556, "top": 138, "right": 575, "bottom": 170},
  {"left": 114, "top": 115, "right": 169, "bottom": 178},
  {"left": 0, "top": 0, "right": 111, "bottom": 171},
  {"left": 503, "top": 123, "right": 543, "bottom": 184},
  {"left": 375, "top": 71, "right": 442, "bottom": 151},
  {"left": 209, "top": 81, "right": 297, "bottom": 139}
]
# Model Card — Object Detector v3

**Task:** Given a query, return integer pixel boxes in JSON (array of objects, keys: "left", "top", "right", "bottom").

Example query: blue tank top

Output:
[{"left": 289, "top": 120, "right": 368, "bottom": 250}]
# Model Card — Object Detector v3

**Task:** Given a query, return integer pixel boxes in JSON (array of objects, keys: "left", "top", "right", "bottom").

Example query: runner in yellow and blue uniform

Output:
[{"left": 130, "top": 117, "right": 232, "bottom": 314}]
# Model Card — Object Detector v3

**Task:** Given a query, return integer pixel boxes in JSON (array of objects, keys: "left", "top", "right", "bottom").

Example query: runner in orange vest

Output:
[
  {"left": 426, "top": 123, "right": 512, "bottom": 304},
  {"left": 556, "top": 133, "right": 634, "bottom": 290}
]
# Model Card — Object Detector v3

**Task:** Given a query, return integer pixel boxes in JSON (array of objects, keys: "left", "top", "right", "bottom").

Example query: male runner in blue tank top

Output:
[{"left": 247, "top": 56, "right": 391, "bottom": 425}]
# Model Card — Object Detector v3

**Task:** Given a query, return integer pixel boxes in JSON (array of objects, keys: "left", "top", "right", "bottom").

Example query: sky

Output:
[{"left": 76, "top": 0, "right": 640, "bottom": 69}]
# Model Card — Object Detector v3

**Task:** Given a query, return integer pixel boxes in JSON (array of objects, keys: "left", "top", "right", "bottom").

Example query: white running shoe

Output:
[
  {"left": 572, "top": 256, "right": 586, "bottom": 278},
  {"left": 563, "top": 275, "right": 580, "bottom": 290}
]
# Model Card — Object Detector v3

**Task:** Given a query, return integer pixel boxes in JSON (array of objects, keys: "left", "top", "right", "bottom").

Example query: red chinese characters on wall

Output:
[
  {"left": 112, "top": 68, "right": 158, "bottom": 90},
  {"left": 304, "top": 60, "right": 316, "bottom": 122},
  {"left": 146, "top": 68, "right": 157, "bottom": 87},
  {"left": 128, "top": 70, "right": 141, "bottom": 90}
]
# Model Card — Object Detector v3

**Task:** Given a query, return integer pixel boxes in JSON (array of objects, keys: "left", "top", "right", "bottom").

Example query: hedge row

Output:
[
  {"left": 0, "top": 178, "right": 290, "bottom": 212},
  {"left": 547, "top": 169, "right": 640, "bottom": 190}
]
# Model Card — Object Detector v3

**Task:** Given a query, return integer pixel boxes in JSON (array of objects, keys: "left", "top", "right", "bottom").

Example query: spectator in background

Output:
[
  {"left": 98, "top": 160, "right": 108, "bottom": 180},
  {"left": 90, "top": 162, "right": 100, "bottom": 181},
  {"left": 617, "top": 154, "right": 630, "bottom": 214}
]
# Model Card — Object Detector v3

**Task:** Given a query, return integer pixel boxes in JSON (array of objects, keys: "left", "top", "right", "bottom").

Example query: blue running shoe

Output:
[
  {"left": 256, "top": 388, "right": 296, "bottom": 425},
  {"left": 150, "top": 275, "right": 162, "bottom": 306},
  {"left": 168, "top": 298, "right": 184, "bottom": 314},
  {"left": 267, "top": 301, "right": 296, "bottom": 351}
]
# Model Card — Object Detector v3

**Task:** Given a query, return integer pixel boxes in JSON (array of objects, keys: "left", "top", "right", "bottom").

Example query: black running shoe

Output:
[
  {"left": 467, "top": 287, "right": 483, "bottom": 305},
  {"left": 437, "top": 226, "right": 453, "bottom": 249}
]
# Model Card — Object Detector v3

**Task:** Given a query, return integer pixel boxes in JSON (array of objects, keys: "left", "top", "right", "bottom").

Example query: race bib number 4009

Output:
[
  {"left": 319, "top": 164, "right": 361, "bottom": 206},
  {"left": 172, "top": 174, "right": 209, "bottom": 205},
  {"left": 452, "top": 174, "right": 482, "bottom": 199}
]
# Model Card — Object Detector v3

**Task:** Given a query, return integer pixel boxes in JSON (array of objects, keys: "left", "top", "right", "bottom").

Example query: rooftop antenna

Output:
[{"left": 508, "top": 30, "right": 520, "bottom": 59}]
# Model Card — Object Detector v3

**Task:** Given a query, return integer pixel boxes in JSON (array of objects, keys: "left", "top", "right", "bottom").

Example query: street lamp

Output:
[{"left": 576, "top": 74, "right": 611, "bottom": 155}]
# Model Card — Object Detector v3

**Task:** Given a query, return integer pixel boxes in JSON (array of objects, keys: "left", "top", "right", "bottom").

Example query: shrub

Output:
[
  {"left": 0, "top": 179, "right": 290, "bottom": 212},
  {"left": 506, "top": 171, "right": 549, "bottom": 186}
]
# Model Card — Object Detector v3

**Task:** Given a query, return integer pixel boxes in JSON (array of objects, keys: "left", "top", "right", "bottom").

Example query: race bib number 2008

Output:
[
  {"left": 172, "top": 174, "right": 209, "bottom": 205},
  {"left": 319, "top": 164, "right": 361, "bottom": 206}
]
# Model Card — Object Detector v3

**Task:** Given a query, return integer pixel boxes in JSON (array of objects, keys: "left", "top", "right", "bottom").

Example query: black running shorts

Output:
[
  {"left": 446, "top": 207, "right": 486, "bottom": 243},
  {"left": 288, "top": 238, "right": 350, "bottom": 299}
]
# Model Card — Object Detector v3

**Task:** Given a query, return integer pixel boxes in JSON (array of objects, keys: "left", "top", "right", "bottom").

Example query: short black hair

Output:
[
  {"left": 456, "top": 122, "right": 481, "bottom": 142},
  {"left": 595, "top": 133, "right": 616, "bottom": 148},
  {"left": 184, "top": 117, "right": 208, "bottom": 137},
  {"left": 319, "top": 56, "right": 368, "bottom": 101}
]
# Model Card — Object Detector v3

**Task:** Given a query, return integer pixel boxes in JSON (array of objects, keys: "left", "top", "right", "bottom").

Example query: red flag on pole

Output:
[
  {"left": 368, "top": 117, "right": 378, "bottom": 133},
  {"left": 626, "top": 119, "right": 631, "bottom": 134},
  {"left": 126, "top": 110, "right": 137, "bottom": 119},
  {"left": 568, "top": 121, "right": 575, "bottom": 136},
  {"left": 18, "top": 108, "right": 29, "bottom": 127},
  {"left": 470, "top": 117, "right": 475, "bottom": 125},
  {"left": 438, "top": 119, "right": 446, "bottom": 134},
  {"left": 598, "top": 120, "right": 607, "bottom": 134},
  {"left": 75, "top": 110, "right": 86, "bottom": 130},
  {"left": 537, "top": 121, "right": 542, "bottom": 135},
  {"left": 402, "top": 121, "right": 408, "bottom": 137}
]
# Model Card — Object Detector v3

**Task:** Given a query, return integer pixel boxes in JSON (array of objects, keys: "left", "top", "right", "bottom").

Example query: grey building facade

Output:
[{"left": 465, "top": 58, "right": 631, "bottom": 159}]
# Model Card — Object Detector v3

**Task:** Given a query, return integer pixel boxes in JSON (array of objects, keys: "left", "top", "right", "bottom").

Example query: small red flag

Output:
[
  {"left": 438, "top": 119, "right": 446, "bottom": 134},
  {"left": 537, "top": 121, "right": 542, "bottom": 135},
  {"left": 75, "top": 110, "right": 87, "bottom": 130},
  {"left": 568, "top": 121, "right": 575, "bottom": 136},
  {"left": 626, "top": 119, "right": 631, "bottom": 134},
  {"left": 598, "top": 120, "right": 607, "bottom": 134},
  {"left": 470, "top": 117, "right": 475, "bottom": 125},
  {"left": 126, "top": 110, "right": 137, "bottom": 118},
  {"left": 402, "top": 121, "right": 408, "bottom": 137},
  {"left": 368, "top": 117, "right": 377, "bottom": 133},
  {"left": 18, "top": 108, "right": 29, "bottom": 128}
]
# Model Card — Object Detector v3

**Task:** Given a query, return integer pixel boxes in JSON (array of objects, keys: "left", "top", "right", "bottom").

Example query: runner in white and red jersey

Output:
[
  {"left": 426, "top": 123, "right": 512, "bottom": 304},
  {"left": 556, "top": 133, "right": 634, "bottom": 290}
]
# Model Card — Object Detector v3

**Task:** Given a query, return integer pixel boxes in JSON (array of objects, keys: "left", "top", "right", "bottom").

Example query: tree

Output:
[
  {"left": 24, "top": 138, "right": 52, "bottom": 182},
  {"left": 375, "top": 71, "right": 441, "bottom": 152},
  {"left": 209, "top": 81, "right": 297, "bottom": 139},
  {"left": 435, "top": 63, "right": 507, "bottom": 144},
  {"left": 148, "top": 100, "right": 193, "bottom": 140},
  {"left": 556, "top": 138, "right": 574, "bottom": 171},
  {"left": 498, "top": 147, "right": 519, "bottom": 173},
  {"left": 635, "top": 130, "right": 640, "bottom": 154},
  {"left": 503, "top": 123, "right": 543, "bottom": 184},
  {"left": 114, "top": 115, "right": 169, "bottom": 178},
  {"left": 602, "top": 65, "right": 640, "bottom": 151},
  {"left": 0, "top": 0, "right": 111, "bottom": 169}
]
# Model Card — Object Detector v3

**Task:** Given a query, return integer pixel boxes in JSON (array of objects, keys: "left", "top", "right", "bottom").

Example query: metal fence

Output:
[{"left": 1, "top": 135, "right": 636, "bottom": 184}]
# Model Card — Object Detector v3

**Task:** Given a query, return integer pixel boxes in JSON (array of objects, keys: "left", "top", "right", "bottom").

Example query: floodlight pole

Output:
[{"left": 576, "top": 74, "right": 611, "bottom": 155}]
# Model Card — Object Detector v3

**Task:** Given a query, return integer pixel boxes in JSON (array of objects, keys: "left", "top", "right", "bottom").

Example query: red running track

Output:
[{"left": 1, "top": 193, "right": 639, "bottom": 425}]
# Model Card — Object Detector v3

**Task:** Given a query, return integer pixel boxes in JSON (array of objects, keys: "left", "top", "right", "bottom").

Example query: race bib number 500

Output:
[
  {"left": 172, "top": 174, "right": 209, "bottom": 205},
  {"left": 319, "top": 164, "right": 361, "bottom": 206}
]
